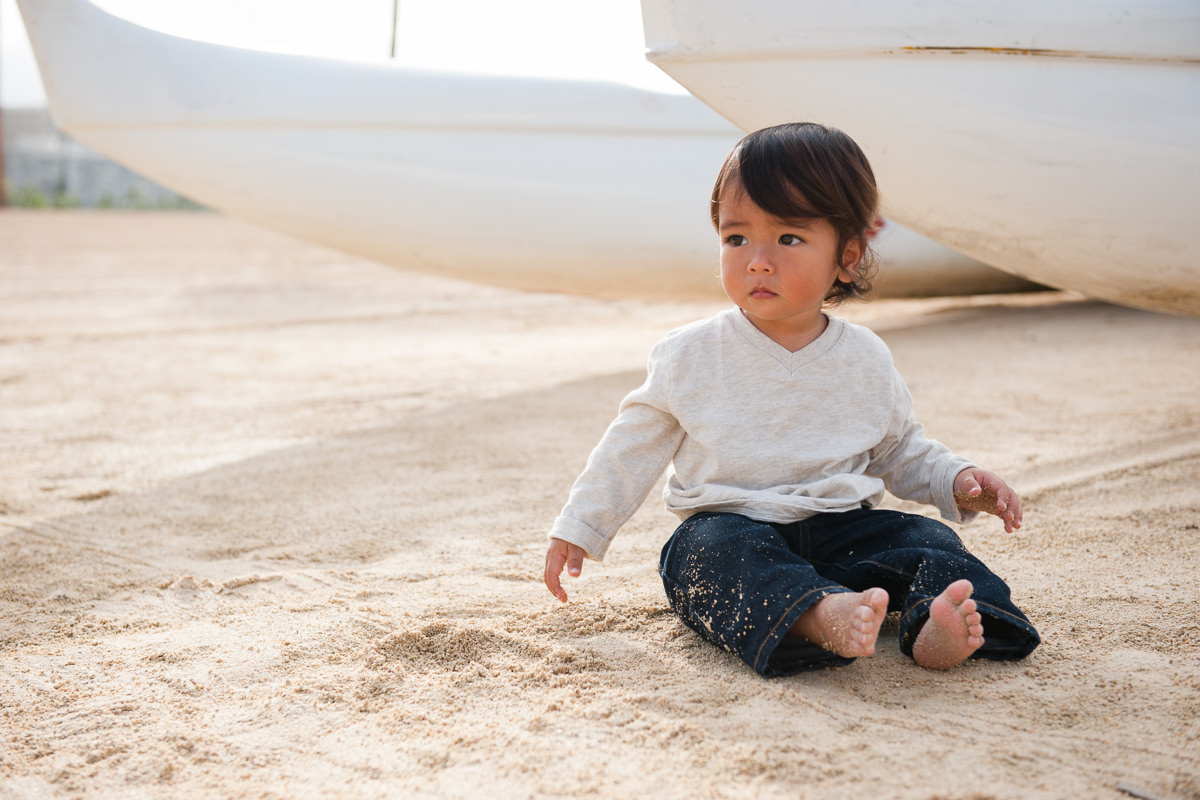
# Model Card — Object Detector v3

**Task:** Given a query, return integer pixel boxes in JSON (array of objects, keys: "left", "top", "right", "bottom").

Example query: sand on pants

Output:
[{"left": 1, "top": 210, "right": 1198, "bottom": 800}]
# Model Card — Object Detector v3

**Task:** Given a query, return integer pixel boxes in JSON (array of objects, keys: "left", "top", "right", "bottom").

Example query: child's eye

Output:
[
  {"left": 723, "top": 235, "right": 747, "bottom": 246},
  {"left": 779, "top": 234, "right": 805, "bottom": 245}
]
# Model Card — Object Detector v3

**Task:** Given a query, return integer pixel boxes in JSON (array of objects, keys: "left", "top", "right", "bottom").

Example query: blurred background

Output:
[{"left": 0, "top": 0, "right": 680, "bottom": 208}]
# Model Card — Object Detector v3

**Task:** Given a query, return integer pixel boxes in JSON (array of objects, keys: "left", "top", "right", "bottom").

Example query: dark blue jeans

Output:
[{"left": 658, "top": 509, "right": 1040, "bottom": 677}]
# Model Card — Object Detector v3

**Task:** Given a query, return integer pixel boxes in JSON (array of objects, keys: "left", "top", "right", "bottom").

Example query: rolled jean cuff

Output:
[
  {"left": 750, "top": 585, "right": 855, "bottom": 677},
  {"left": 898, "top": 598, "right": 1042, "bottom": 661}
]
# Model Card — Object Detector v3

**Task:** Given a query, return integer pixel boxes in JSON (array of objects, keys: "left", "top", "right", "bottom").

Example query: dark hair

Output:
[{"left": 710, "top": 122, "right": 879, "bottom": 304}]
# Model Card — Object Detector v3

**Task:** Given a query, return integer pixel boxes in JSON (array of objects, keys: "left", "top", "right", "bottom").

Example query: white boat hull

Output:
[
  {"left": 641, "top": 0, "right": 1200, "bottom": 314},
  {"left": 14, "top": 0, "right": 1033, "bottom": 300}
]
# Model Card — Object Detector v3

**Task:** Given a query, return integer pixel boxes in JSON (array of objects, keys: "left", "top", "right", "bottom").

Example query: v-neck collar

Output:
[{"left": 727, "top": 308, "right": 844, "bottom": 371}]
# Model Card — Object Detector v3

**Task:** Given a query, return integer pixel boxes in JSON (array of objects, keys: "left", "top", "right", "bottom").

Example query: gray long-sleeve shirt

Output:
[{"left": 550, "top": 309, "right": 974, "bottom": 560}]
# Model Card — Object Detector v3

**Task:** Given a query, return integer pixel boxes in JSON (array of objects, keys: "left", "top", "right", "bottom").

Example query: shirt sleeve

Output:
[
  {"left": 867, "top": 369, "right": 977, "bottom": 523},
  {"left": 548, "top": 339, "right": 685, "bottom": 560}
]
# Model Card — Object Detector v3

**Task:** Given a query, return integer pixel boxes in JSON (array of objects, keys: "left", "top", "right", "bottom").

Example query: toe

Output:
[{"left": 945, "top": 579, "right": 973, "bottom": 605}]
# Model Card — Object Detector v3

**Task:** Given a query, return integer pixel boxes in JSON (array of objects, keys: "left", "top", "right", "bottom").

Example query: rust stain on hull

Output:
[{"left": 899, "top": 46, "right": 1199, "bottom": 63}]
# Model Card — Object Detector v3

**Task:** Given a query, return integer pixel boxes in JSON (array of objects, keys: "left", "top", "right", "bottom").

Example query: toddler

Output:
[{"left": 543, "top": 122, "right": 1040, "bottom": 676}]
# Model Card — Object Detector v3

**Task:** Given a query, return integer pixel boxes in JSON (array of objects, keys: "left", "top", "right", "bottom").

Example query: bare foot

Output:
[
  {"left": 789, "top": 588, "right": 889, "bottom": 658},
  {"left": 912, "top": 579, "right": 985, "bottom": 669}
]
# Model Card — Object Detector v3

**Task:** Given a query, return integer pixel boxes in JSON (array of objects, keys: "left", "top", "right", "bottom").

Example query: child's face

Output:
[{"left": 717, "top": 187, "right": 859, "bottom": 344}]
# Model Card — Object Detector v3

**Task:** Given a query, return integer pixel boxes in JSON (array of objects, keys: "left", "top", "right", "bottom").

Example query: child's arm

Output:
[
  {"left": 544, "top": 537, "right": 588, "bottom": 603},
  {"left": 953, "top": 468, "right": 1023, "bottom": 533}
]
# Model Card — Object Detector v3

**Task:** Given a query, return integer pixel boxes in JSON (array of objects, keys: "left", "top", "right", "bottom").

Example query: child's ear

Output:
[{"left": 839, "top": 238, "right": 864, "bottom": 281}]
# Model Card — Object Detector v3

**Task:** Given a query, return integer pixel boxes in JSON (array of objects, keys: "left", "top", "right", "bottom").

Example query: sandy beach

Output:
[{"left": 1, "top": 210, "right": 1198, "bottom": 800}]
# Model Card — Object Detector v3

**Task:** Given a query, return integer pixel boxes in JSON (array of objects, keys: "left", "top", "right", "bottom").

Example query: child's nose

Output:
[{"left": 748, "top": 250, "right": 774, "bottom": 273}]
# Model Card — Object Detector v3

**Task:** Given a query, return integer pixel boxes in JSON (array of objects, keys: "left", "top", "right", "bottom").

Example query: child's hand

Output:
[
  {"left": 953, "top": 468, "right": 1023, "bottom": 532},
  {"left": 544, "top": 538, "right": 588, "bottom": 603}
]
